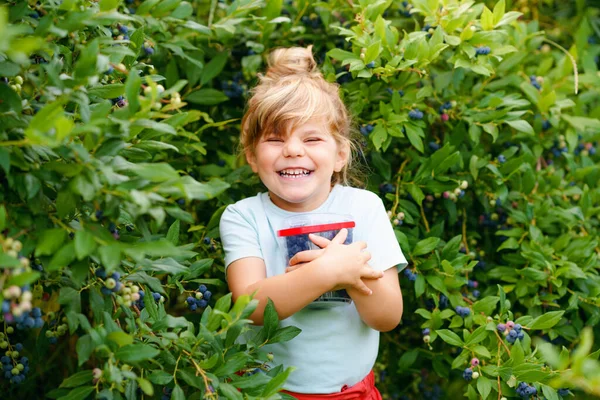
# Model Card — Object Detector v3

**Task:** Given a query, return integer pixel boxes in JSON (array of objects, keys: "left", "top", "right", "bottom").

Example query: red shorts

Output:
[{"left": 281, "top": 371, "right": 382, "bottom": 400}]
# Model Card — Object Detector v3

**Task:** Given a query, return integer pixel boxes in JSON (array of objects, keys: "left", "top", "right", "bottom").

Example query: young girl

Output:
[{"left": 219, "top": 46, "right": 407, "bottom": 398}]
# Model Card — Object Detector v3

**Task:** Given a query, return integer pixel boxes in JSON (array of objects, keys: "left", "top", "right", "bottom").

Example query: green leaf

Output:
[
  {"left": 436, "top": 329, "right": 464, "bottom": 346},
  {"left": 201, "top": 52, "right": 228, "bottom": 85},
  {"left": 130, "top": 163, "right": 179, "bottom": 182},
  {"left": 492, "top": 0, "right": 505, "bottom": 25},
  {"left": 59, "top": 370, "right": 93, "bottom": 388},
  {"left": 74, "top": 230, "right": 96, "bottom": 260},
  {"left": 0, "top": 84, "right": 22, "bottom": 113},
  {"left": 529, "top": 311, "right": 564, "bottom": 330},
  {"left": 137, "top": 378, "right": 154, "bottom": 396},
  {"left": 406, "top": 184, "right": 425, "bottom": 205},
  {"left": 147, "top": 371, "right": 173, "bottom": 385},
  {"left": 511, "top": 340, "right": 524, "bottom": 365},
  {"left": 76, "top": 335, "right": 93, "bottom": 366},
  {"left": 48, "top": 242, "right": 76, "bottom": 271},
  {"left": 269, "top": 325, "right": 302, "bottom": 344},
  {"left": 107, "top": 331, "right": 134, "bottom": 347},
  {"left": 505, "top": 120, "right": 534, "bottom": 135},
  {"left": 166, "top": 219, "right": 180, "bottom": 245},
  {"left": 36, "top": 229, "right": 67, "bottom": 256},
  {"left": 59, "top": 287, "right": 81, "bottom": 313},
  {"left": 185, "top": 88, "right": 229, "bottom": 105},
  {"left": 171, "top": 385, "right": 185, "bottom": 400},
  {"left": 0, "top": 148, "right": 9, "bottom": 175},
  {"left": 99, "top": 244, "right": 121, "bottom": 273},
  {"left": 261, "top": 367, "right": 294, "bottom": 397},
  {"left": 481, "top": 6, "right": 494, "bottom": 30},
  {"left": 219, "top": 383, "right": 243, "bottom": 400},
  {"left": 476, "top": 375, "right": 493, "bottom": 399},
  {"left": 57, "top": 386, "right": 95, "bottom": 400},
  {"left": 88, "top": 84, "right": 125, "bottom": 99},
  {"left": 115, "top": 344, "right": 160, "bottom": 362},
  {"left": 412, "top": 237, "right": 440, "bottom": 256}
]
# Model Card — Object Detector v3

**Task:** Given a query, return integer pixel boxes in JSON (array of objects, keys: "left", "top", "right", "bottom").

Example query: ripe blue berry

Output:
[
  {"left": 198, "top": 285, "right": 207, "bottom": 293},
  {"left": 462, "top": 368, "right": 473, "bottom": 381},
  {"left": 186, "top": 296, "right": 195, "bottom": 305},
  {"left": 143, "top": 46, "right": 154, "bottom": 55},
  {"left": 422, "top": 328, "right": 430, "bottom": 335},
  {"left": 497, "top": 323, "right": 506, "bottom": 332},
  {"left": 557, "top": 388, "right": 569, "bottom": 396},
  {"left": 203, "top": 237, "right": 211, "bottom": 245},
  {"left": 203, "top": 291, "right": 212, "bottom": 301},
  {"left": 498, "top": 155, "right": 506, "bottom": 163},
  {"left": 152, "top": 292, "right": 161, "bottom": 302},
  {"left": 197, "top": 299, "right": 208, "bottom": 308},
  {"left": 428, "top": 142, "right": 440, "bottom": 151},
  {"left": 366, "top": 61, "right": 375, "bottom": 68},
  {"left": 409, "top": 109, "right": 424, "bottom": 120},
  {"left": 472, "top": 290, "right": 480, "bottom": 298}
]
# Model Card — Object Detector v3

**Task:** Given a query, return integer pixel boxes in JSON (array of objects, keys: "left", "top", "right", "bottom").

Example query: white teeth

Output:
[{"left": 279, "top": 169, "right": 311, "bottom": 177}]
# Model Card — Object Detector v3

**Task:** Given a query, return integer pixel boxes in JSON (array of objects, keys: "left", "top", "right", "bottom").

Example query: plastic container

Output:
[{"left": 277, "top": 213, "right": 355, "bottom": 309}]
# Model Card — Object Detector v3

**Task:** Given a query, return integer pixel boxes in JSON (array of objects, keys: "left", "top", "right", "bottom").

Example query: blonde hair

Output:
[{"left": 240, "top": 46, "right": 362, "bottom": 187}]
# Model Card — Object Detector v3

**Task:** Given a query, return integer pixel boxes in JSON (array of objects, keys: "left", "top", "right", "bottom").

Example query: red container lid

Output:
[{"left": 277, "top": 221, "right": 355, "bottom": 237}]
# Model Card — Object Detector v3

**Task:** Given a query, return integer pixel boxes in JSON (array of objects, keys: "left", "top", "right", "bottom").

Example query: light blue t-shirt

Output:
[{"left": 219, "top": 184, "right": 408, "bottom": 393}]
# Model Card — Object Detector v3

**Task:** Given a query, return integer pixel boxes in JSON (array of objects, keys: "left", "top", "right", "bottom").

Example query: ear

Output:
[
  {"left": 334, "top": 140, "right": 350, "bottom": 172},
  {"left": 245, "top": 149, "right": 259, "bottom": 173}
]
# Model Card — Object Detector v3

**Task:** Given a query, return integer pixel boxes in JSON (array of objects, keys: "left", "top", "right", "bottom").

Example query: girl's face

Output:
[{"left": 246, "top": 119, "right": 349, "bottom": 212}]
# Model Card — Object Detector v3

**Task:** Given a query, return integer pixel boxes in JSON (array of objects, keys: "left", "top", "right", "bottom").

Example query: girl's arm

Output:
[
  {"left": 227, "top": 230, "right": 383, "bottom": 325},
  {"left": 288, "top": 234, "right": 403, "bottom": 332}
]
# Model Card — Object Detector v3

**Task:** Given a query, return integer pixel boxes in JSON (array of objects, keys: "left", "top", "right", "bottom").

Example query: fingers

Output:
[
  {"left": 361, "top": 268, "right": 384, "bottom": 280},
  {"left": 331, "top": 228, "right": 348, "bottom": 244},
  {"left": 353, "top": 280, "right": 373, "bottom": 296},
  {"left": 308, "top": 233, "right": 331, "bottom": 248},
  {"left": 289, "top": 249, "right": 323, "bottom": 266},
  {"left": 285, "top": 264, "right": 303, "bottom": 273}
]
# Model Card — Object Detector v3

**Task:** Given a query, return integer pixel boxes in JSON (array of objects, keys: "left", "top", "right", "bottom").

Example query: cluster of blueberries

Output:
[
  {"left": 110, "top": 96, "right": 127, "bottom": 108},
  {"left": 497, "top": 321, "right": 525, "bottom": 344},
  {"left": 108, "top": 222, "right": 120, "bottom": 240},
  {"left": 221, "top": 80, "right": 245, "bottom": 99},
  {"left": 422, "top": 24, "right": 435, "bottom": 38},
  {"left": 438, "top": 101, "right": 453, "bottom": 115},
  {"left": 529, "top": 75, "right": 542, "bottom": 90},
  {"left": 97, "top": 270, "right": 123, "bottom": 295},
  {"left": 161, "top": 386, "right": 172, "bottom": 400},
  {"left": 379, "top": 183, "right": 395, "bottom": 194},
  {"left": 542, "top": 119, "right": 551, "bottom": 130},
  {"left": 475, "top": 46, "right": 491, "bottom": 56},
  {"left": 403, "top": 268, "right": 417, "bottom": 282},
  {"left": 401, "top": 1, "right": 413, "bottom": 17},
  {"left": 142, "top": 45, "right": 154, "bottom": 56},
  {"left": 467, "top": 280, "right": 480, "bottom": 298},
  {"left": 386, "top": 88, "right": 405, "bottom": 97},
  {"left": 359, "top": 124, "right": 374, "bottom": 136},
  {"left": 301, "top": 14, "right": 321, "bottom": 29},
  {"left": 1, "top": 349, "right": 29, "bottom": 385},
  {"left": 409, "top": 109, "right": 424, "bottom": 120},
  {"left": 284, "top": 230, "right": 353, "bottom": 262},
  {"left": 455, "top": 306, "right": 470, "bottom": 318},
  {"left": 12, "top": 307, "right": 43, "bottom": 330},
  {"left": 575, "top": 142, "right": 598, "bottom": 156},
  {"left": 516, "top": 382, "right": 537, "bottom": 398},
  {"left": 186, "top": 285, "right": 212, "bottom": 311},
  {"left": 428, "top": 142, "right": 440, "bottom": 151},
  {"left": 116, "top": 24, "right": 130, "bottom": 40}
]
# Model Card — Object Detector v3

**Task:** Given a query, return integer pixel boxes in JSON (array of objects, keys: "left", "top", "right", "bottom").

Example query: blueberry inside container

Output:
[{"left": 277, "top": 215, "right": 355, "bottom": 309}]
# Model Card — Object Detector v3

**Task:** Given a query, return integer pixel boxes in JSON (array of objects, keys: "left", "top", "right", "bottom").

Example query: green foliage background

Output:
[{"left": 0, "top": 0, "right": 600, "bottom": 399}]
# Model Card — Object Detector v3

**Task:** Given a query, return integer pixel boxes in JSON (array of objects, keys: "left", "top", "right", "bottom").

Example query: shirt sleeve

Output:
[
  {"left": 360, "top": 193, "right": 408, "bottom": 273},
  {"left": 219, "top": 204, "right": 264, "bottom": 271}
]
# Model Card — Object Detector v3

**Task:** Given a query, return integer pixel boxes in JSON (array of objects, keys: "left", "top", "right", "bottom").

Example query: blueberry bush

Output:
[{"left": 1, "top": 0, "right": 599, "bottom": 399}]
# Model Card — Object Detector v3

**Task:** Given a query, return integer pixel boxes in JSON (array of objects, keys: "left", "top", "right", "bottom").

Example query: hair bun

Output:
[{"left": 266, "top": 46, "right": 317, "bottom": 78}]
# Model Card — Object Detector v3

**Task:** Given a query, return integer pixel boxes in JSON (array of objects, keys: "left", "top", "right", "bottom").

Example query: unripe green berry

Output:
[
  {"left": 45, "top": 330, "right": 54, "bottom": 338},
  {"left": 105, "top": 278, "right": 117, "bottom": 289},
  {"left": 472, "top": 371, "right": 479, "bottom": 379},
  {"left": 0, "top": 341, "right": 7, "bottom": 349},
  {"left": 267, "top": 352, "right": 274, "bottom": 361},
  {"left": 17, "top": 363, "right": 24, "bottom": 371},
  {"left": 11, "top": 351, "right": 18, "bottom": 358},
  {"left": 489, "top": 199, "right": 496, "bottom": 207},
  {"left": 11, "top": 368, "right": 19, "bottom": 375},
  {"left": 6, "top": 327, "right": 14, "bottom": 334},
  {"left": 14, "top": 76, "right": 23, "bottom": 85},
  {"left": 195, "top": 292, "right": 203, "bottom": 300},
  {"left": 423, "top": 335, "right": 431, "bottom": 343}
]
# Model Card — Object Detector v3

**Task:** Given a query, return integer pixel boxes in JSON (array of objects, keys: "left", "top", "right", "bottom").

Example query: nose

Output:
[{"left": 282, "top": 137, "right": 305, "bottom": 157}]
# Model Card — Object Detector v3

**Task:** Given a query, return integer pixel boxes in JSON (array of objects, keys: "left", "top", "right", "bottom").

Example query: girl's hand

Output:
[{"left": 286, "top": 229, "right": 383, "bottom": 295}]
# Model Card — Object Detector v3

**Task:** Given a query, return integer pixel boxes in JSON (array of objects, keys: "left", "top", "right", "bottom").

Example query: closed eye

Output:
[
  {"left": 265, "top": 138, "right": 283, "bottom": 142},
  {"left": 305, "top": 137, "right": 322, "bottom": 142}
]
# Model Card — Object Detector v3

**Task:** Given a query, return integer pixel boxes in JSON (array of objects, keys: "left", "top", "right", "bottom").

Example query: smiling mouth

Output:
[{"left": 278, "top": 168, "right": 313, "bottom": 178}]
